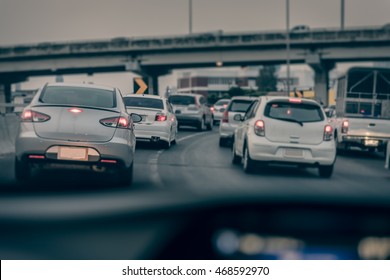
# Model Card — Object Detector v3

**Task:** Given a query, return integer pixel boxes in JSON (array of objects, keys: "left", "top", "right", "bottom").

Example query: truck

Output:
[{"left": 334, "top": 67, "right": 390, "bottom": 153}]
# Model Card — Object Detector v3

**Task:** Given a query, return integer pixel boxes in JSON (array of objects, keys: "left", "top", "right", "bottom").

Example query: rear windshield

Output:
[
  {"left": 265, "top": 101, "right": 324, "bottom": 123},
  {"left": 124, "top": 97, "right": 163, "bottom": 109},
  {"left": 215, "top": 100, "right": 230, "bottom": 106},
  {"left": 169, "top": 96, "right": 196, "bottom": 105},
  {"left": 40, "top": 86, "right": 116, "bottom": 108},
  {"left": 228, "top": 100, "right": 253, "bottom": 112}
]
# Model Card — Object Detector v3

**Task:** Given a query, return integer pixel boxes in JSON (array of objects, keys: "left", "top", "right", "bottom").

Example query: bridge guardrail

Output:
[{"left": 0, "top": 27, "right": 389, "bottom": 58}]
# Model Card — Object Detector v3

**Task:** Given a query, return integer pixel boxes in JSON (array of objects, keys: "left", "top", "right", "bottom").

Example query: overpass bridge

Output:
[{"left": 1, "top": 26, "right": 390, "bottom": 109}]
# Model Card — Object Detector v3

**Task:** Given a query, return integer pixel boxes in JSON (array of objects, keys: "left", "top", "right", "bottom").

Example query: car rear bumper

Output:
[
  {"left": 176, "top": 115, "right": 202, "bottom": 127},
  {"left": 248, "top": 137, "right": 336, "bottom": 166},
  {"left": 15, "top": 129, "right": 134, "bottom": 168},
  {"left": 219, "top": 123, "right": 238, "bottom": 138},
  {"left": 134, "top": 123, "right": 171, "bottom": 142},
  {"left": 341, "top": 135, "right": 389, "bottom": 149}
]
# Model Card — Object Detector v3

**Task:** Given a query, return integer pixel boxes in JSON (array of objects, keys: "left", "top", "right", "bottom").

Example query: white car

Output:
[
  {"left": 232, "top": 96, "right": 336, "bottom": 177},
  {"left": 123, "top": 94, "right": 178, "bottom": 149},
  {"left": 168, "top": 94, "right": 213, "bottom": 131},
  {"left": 211, "top": 98, "right": 230, "bottom": 125},
  {"left": 219, "top": 96, "right": 257, "bottom": 146}
]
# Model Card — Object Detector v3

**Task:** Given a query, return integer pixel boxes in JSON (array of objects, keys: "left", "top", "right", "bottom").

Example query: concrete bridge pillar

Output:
[
  {"left": 306, "top": 52, "right": 335, "bottom": 107},
  {"left": 143, "top": 67, "right": 170, "bottom": 96}
]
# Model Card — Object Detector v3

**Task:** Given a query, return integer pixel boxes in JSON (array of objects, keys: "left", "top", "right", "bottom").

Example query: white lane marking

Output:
[
  {"left": 147, "top": 132, "right": 208, "bottom": 188},
  {"left": 177, "top": 132, "right": 207, "bottom": 143},
  {"left": 149, "top": 149, "right": 164, "bottom": 188}
]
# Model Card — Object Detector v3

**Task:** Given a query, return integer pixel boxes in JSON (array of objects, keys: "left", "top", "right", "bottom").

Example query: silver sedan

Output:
[
  {"left": 15, "top": 83, "right": 141, "bottom": 185},
  {"left": 123, "top": 94, "right": 178, "bottom": 149}
]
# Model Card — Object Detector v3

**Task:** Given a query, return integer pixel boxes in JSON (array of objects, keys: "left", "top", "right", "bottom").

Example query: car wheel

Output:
[
  {"left": 206, "top": 119, "right": 212, "bottom": 131},
  {"left": 243, "top": 145, "right": 255, "bottom": 173},
  {"left": 14, "top": 157, "right": 31, "bottom": 182},
  {"left": 161, "top": 140, "right": 171, "bottom": 149},
  {"left": 118, "top": 162, "right": 133, "bottom": 186},
  {"left": 219, "top": 138, "right": 225, "bottom": 147},
  {"left": 232, "top": 142, "right": 241, "bottom": 165},
  {"left": 198, "top": 118, "right": 206, "bottom": 131},
  {"left": 318, "top": 164, "right": 334, "bottom": 178}
]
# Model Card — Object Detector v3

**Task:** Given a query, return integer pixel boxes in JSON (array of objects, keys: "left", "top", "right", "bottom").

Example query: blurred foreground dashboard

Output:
[{"left": 0, "top": 191, "right": 390, "bottom": 260}]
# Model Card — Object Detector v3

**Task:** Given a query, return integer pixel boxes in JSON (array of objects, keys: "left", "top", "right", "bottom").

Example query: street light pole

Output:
[
  {"left": 189, "top": 0, "right": 193, "bottom": 34},
  {"left": 341, "top": 0, "right": 345, "bottom": 30},
  {"left": 286, "top": 0, "right": 290, "bottom": 95}
]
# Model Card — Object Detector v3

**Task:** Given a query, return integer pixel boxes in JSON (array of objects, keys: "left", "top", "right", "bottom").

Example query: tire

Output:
[
  {"left": 14, "top": 157, "right": 31, "bottom": 182},
  {"left": 197, "top": 117, "right": 206, "bottom": 131},
  {"left": 219, "top": 138, "right": 225, "bottom": 147},
  {"left": 231, "top": 142, "right": 241, "bottom": 165},
  {"left": 161, "top": 140, "right": 171, "bottom": 149},
  {"left": 206, "top": 119, "right": 213, "bottom": 131},
  {"left": 318, "top": 164, "right": 334, "bottom": 178},
  {"left": 118, "top": 162, "right": 133, "bottom": 186},
  {"left": 243, "top": 145, "right": 256, "bottom": 173}
]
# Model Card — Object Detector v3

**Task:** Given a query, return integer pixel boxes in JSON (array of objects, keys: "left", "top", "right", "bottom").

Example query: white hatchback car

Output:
[
  {"left": 232, "top": 96, "right": 336, "bottom": 177},
  {"left": 123, "top": 94, "right": 178, "bottom": 149}
]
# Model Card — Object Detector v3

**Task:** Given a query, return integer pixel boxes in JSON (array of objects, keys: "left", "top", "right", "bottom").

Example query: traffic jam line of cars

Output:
[{"left": 13, "top": 81, "right": 389, "bottom": 186}]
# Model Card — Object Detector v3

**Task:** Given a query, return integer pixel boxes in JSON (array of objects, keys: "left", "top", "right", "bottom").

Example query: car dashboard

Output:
[{"left": 0, "top": 192, "right": 390, "bottom": 260}]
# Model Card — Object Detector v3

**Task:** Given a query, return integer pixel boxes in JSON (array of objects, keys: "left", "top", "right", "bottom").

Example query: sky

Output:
[{"left": 1, "top": 0, "right": 389, "bottom": 93}]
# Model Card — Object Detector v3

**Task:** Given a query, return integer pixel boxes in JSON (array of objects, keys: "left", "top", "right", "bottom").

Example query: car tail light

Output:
[
  {"left": 155, "top": 113, "right": 167, "bottom": 122},
  {"left": 222, "top": 110, "right": 229, "bottom": 123},
  {"left": 254, "top": 120, "right": 265, "bottom": 136},
  {"left": 323, "top": 125, "right": 333, "bottom": 141},
  {"left": 100, "top": 116, "right": 129, "bottom": 129},
  {"left": 21, "top": 110, "right": 50, "bottom": 122},
  {"left": 210, "top": 107, "right": 215, "bottom": 112},
  {"left": 68, "top": 108, "right": 83, "bottom": 114},
  {"left": 341, "top": 120, "right": 349, "bottom": 134},
  {"left": 289, "top": 98, "right": 302, "bottom": 103}
]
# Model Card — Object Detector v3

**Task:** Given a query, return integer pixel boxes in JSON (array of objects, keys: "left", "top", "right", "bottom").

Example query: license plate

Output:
[
  {"left": 58, "top": 147, "right": 88, "bottom": 161},
  {"left": 364, "top": 140, "right": 379, "bottom": 147},
  {"left": 284, "top": 148, "right": 303, "bottom": 158}
]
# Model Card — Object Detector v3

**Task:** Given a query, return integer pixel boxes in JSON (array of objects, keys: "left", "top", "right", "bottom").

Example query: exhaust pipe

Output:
[{"left": 92, "top": 165, "right": 106, "bottom": 173}]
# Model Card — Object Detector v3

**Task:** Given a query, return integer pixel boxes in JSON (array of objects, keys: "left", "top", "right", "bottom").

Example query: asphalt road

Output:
[{"left": 0, "top": 127, "right": 389, "bottom": 199}]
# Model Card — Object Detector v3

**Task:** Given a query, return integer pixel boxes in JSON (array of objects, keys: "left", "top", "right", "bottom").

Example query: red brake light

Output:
[
  {"left": 254, "top": 120, "right": 265, "bottom": 136},
  {"left": 289, "top": 98, "right": 302, "bottom": 103},
  {"left": 323, "top": 125, "right": 333, "bottom": 141},
  {"left": 342, "top": 120, "right": 349, "bottom": 134},
  {"left": 222, "top": 110, "right": 229, "bottom": 123},
  {"left": 210, "top": 107, "right": 215, "bottom": 112},
  {"left": 100, "top": 117, "right": 129, "bottom": 129},
  {"left": 68, "top": 108, "right": 83, "bottom": 114},
  {"left": 155, "top": 113, "right": 167, "bottom": 122},
  {"left": 21, "top": 110, "right": 50, "bottom": 122}
]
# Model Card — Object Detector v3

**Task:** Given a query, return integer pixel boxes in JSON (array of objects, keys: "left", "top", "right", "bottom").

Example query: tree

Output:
[
  {"left": 257, "top": 65, "right": 278, "bottom": 94},
  {"left": 227, "top": 86, "right": 247, "bottom": 98}
]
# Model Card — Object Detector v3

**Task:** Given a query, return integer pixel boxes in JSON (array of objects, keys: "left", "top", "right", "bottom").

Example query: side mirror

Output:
[
  {"left": 233, "top": 114, "right": 243, "bottom": 122},
  {"left": 131, "top": 113, "right": 142, "bottom": 123}
]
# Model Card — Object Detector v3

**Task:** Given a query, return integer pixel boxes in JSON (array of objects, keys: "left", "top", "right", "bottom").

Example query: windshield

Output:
[
  {"left": 214, "top": 100, "right": 230, "bottom": 106},
  {"left": 265, "top": 101, "right": 324, "bottom": 123},
  {"left": 40, "top": 86, "right": 116, "bottom": 108},
  {"left": 228, "top": 100, "right": 253, "bottom": 112},
  {"left": 168, "top": 96, "right": 196, "bottom": 105},
  {"left": 124, "top": 96, "right": 164, "bottom": 109},
  {"left": 1, "top": 0, "right": 390, "bottom": 264}
]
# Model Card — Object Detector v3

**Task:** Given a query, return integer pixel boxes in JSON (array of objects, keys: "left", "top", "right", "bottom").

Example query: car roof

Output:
[
  {"left": 170, "top": 93, "right": 202, "bottom": 98},
  {"left": 45, "top": 82, "right": 116, "bottom": 91},
  {"left": 262, "top": 96, "right": 321, "bottom": 106},
  {"left": 230, "top": 96, "right": 257, "bottom": 101},
  {"left": 124, "top": 94, "right": 166, "bottom": 100}
]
